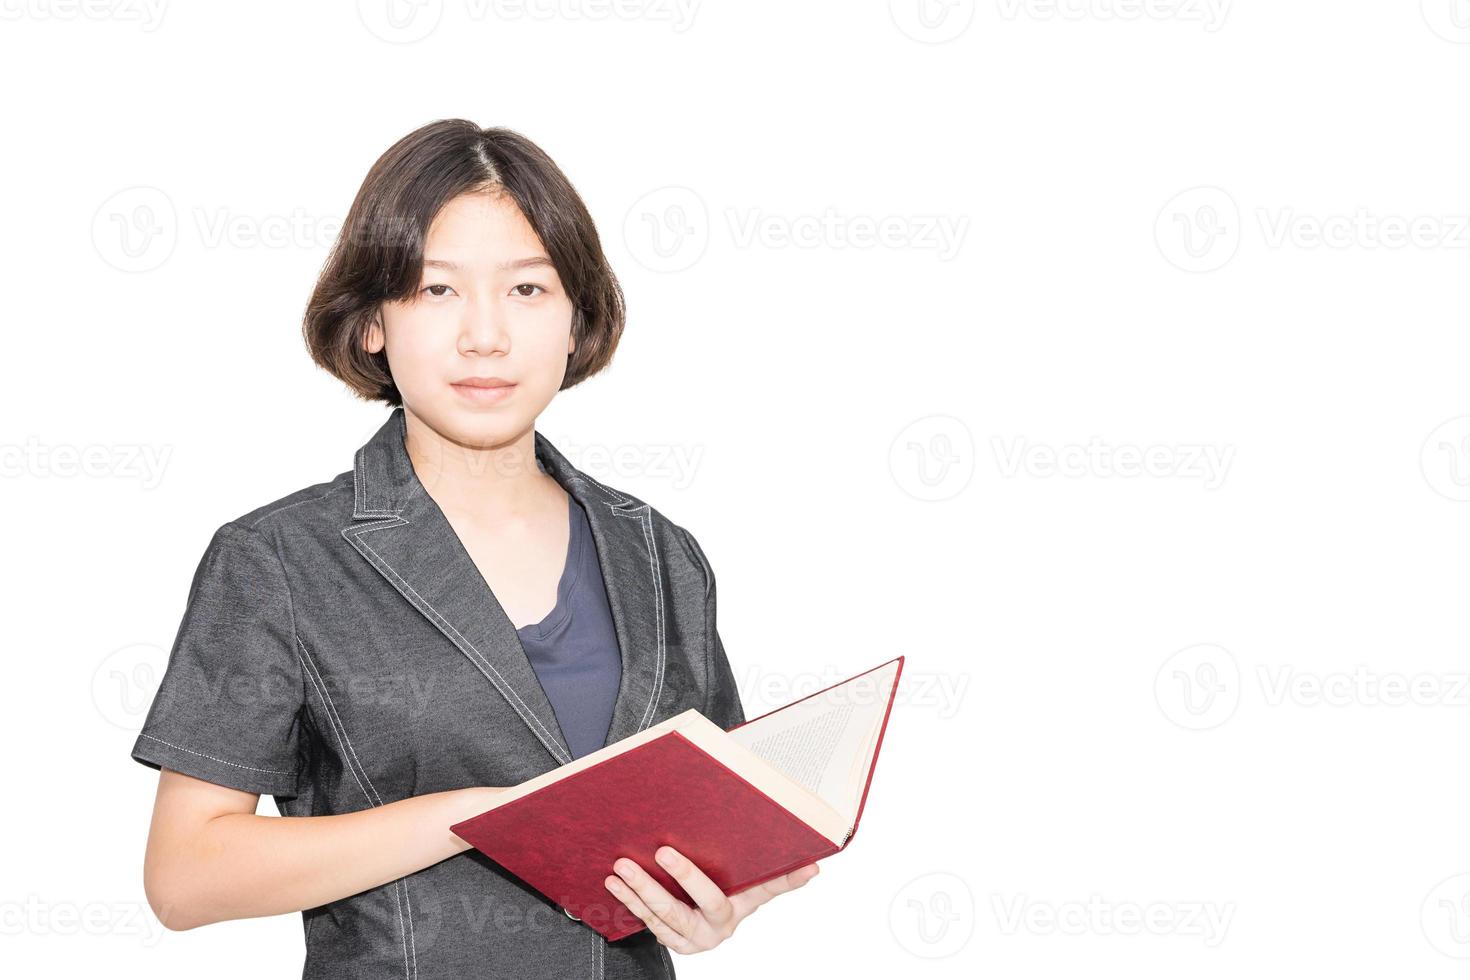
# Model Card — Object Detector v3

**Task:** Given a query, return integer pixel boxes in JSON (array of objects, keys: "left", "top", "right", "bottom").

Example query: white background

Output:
[{"left": 3, "top": 1, "right": 1469, "bottom": 977}]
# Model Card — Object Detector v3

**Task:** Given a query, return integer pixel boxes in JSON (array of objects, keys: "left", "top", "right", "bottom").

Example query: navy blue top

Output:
[{"left": 515, "top": 492, "right": 623, "bottom": 759}]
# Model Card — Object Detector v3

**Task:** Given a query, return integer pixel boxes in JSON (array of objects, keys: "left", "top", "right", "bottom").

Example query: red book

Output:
[{"left": 450, "top": 656, "right": 904, "bottom": 941}]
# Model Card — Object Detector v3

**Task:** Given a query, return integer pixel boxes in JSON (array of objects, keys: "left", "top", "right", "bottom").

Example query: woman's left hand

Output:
[{"left": 604, "top": 845, "right": 820, "bottom": 954}]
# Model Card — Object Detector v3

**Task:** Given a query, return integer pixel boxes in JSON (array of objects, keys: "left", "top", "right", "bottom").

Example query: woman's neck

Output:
[{"left": 401, "top": 407, "right": 559, "bottom": 525}]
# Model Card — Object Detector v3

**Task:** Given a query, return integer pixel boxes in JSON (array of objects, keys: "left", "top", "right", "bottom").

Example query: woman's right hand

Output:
[{"left": 144, "top": 773, "right": 516, "bottom": 930}]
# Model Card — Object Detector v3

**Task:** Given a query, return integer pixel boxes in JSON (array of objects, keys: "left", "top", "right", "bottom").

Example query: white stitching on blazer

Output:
[
  {"left": 135, "top": 734, "right": 297, "bottom": 776},
  {"left": 343, "top": 517, "right": 575, "bottom": 767},
  {"left": 296, "top": 635, "right": 418, "bottom": 980}
]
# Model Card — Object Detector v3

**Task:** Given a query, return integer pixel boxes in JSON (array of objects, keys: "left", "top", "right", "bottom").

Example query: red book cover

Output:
[{"left": 450, "top": 656, "right": 903, "bottom": 942}]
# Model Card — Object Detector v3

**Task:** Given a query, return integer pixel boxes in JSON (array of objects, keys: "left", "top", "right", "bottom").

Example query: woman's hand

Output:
[{"left": 604, "top": 846, "right": 820, "bottom": 954}]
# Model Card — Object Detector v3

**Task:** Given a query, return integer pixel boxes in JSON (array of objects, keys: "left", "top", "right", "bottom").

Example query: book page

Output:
[{"left": 728, "top": 660, "right": 900, "bottom": 824}]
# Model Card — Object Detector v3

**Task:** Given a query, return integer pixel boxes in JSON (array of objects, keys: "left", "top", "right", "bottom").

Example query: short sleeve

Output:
[
  {"left": 129, "top": 522, "right": 309, "bottom": 797},
  {"left": 676, "top": 525, "right": 746, "bottom": 731}
]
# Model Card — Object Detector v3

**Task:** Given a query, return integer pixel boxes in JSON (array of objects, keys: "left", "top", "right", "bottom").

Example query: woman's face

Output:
[{"left": 364, "top": 189, "right": 576, "bottom": 453}]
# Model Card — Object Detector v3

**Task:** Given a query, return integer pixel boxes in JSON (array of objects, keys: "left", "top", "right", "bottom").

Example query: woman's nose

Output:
[{"left": 458, "top": 301, "right": 511, "bottom": 355}]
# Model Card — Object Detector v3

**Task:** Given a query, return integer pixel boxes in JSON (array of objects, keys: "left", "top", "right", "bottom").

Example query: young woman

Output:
[{"left": 130, "top": 119, "right": 819, "bottom": 980}]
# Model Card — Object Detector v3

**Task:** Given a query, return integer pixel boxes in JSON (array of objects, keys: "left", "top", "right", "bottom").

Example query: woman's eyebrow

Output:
[
  {"left": 422, "top": 256, "right": 553, "bottom": 272},
  {"left": 499, "top": 256, "right": 554, "bottom": 272}
]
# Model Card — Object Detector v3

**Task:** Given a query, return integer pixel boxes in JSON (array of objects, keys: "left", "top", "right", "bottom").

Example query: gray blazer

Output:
[{"left": 130, "top": 407, "right": 746, "bottom": 980}]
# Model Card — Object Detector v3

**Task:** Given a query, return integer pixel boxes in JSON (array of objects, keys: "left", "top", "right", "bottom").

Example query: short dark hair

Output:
[{"left": 303, "top": 120, "right": 626, "bottom": 405}]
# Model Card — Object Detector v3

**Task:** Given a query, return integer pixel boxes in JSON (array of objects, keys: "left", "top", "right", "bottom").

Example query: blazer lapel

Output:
[
  {"left": 341, "top": 408, "right": 668, "bottom": 769},
  {"left": 536, "top": 433, "right": 670, "bottom": 753}
]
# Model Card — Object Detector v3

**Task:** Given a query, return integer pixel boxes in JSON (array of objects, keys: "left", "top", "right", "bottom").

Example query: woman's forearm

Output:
[{"left": 149, "top": 786, "right": 502, "bottom": 930}]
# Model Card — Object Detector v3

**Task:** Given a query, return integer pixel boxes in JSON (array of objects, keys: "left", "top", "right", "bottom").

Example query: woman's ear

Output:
[{"left": 362, "top": 313, "right": 385, "bottom": 355}]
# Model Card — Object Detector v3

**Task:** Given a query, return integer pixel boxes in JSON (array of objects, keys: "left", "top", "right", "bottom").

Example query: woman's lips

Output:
[{"left": 451, "top": 381, "right": 517, "bottom": 403}]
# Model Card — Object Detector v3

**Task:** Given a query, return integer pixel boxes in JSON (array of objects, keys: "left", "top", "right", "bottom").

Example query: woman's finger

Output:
[
  {"left": 605, "top": 874, "right": 695, "bottom": 954},
  {"left": 732, "top": 862, "right": 821, "bottom": 913},
  {"left": 611, "top": 857, "right": 698, "bottom": 940},
  {"left": 651, "top": 846, "right": 737, "bottom": 930}
]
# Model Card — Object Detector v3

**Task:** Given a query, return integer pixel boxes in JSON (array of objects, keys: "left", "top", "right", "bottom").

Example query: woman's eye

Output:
[
  {"left": 421, "top": 284, "right": 454, "bottom": 298},
  {"left": 512, "top": 283, "right": 546, "bottom": 298}
]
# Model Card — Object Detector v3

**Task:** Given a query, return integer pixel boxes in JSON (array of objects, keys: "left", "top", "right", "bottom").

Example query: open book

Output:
[{"left": 450, "top": 656, "right": 904, "bottom": 941}]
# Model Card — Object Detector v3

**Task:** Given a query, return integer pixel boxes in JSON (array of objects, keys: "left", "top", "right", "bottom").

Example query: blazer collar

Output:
[{"left": 342, "top": 407, "right": 669, "bottom": 769}]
